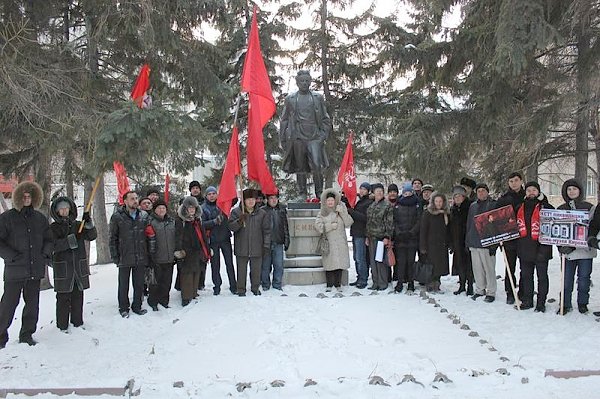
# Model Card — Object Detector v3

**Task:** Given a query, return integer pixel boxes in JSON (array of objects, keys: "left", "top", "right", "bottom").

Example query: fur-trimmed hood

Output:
[
  {"left": 426, "top": 191, "right": 450, "bottom": 215},
  {"left": 12, "top": 181, "right": 43, "bottom": 211},
  {"left": 50, "top": 196, "right": 77, "bottom": 222},
  {"left": 320, "top": 188, "right": 341, "bottom": 216},
  {"left": 561, "top": 179, "right": 584, "bottom": 203},
  {"left": 178, "top": 196, "right": 202, "bottom": 222}
]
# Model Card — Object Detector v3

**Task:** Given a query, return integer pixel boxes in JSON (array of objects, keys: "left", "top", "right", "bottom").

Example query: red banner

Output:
[{"left": 337, "top": 132, "right": 357, "bottom": 207}]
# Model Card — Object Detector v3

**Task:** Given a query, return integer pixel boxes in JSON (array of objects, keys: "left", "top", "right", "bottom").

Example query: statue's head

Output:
[{"left": 295, "top": 70, "right": 312, "bottom": 93}]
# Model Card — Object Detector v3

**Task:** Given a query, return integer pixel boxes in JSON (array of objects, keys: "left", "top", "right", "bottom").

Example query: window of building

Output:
[{"left": 587, "top": 175, "right": 597, "bottom": 197}]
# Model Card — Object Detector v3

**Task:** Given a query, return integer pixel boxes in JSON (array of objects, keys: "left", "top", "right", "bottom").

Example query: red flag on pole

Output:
[
  {"left": 217, "top": 126, "right": 242, "bottom": 217},
  {"left": 113, "top": 161, "right": 131, "bottom": 205},
  {"left": 131, "top": 64, "right": 151, "bottom": 108},
  {"left": 240, "top": 7, "right": 278, "bottom": 195},
  {"left": 164, "top": 173, "right": 170, "bottom": 204},
  {"left": 337, "top": 132, "right": 357, "bottom": 207}
]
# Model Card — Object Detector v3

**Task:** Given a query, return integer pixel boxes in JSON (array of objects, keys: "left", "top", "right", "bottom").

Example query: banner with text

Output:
[
  {"left": 474, "top": 205, "right": 520, "bottom": 247},
  {"left": 539, "top": 209, "right": 590, "bottom": 248}
]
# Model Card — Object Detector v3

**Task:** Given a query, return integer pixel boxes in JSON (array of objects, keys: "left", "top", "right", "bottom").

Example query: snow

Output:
[{"left": 1, "top": 245, "right": 600, "bottom": 398}]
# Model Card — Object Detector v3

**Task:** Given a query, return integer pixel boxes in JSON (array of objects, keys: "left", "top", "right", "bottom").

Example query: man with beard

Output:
[{"left": 496, "top": 172, "right": 525, "bottom": 304}]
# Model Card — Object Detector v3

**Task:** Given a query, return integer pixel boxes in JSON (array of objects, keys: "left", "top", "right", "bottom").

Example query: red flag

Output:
[
  {"left": 217, "top": 126, "right": 242, "bottom": 217},
  {"left": 164, "top": 173, "right": 170, "bottom": 204},
  {"left": 240, "top": 7, "right": 278, "bottom": 195},
  {"left": 113, "top": 161, "right": 131, "bottom": 205},
  {"left": 131, "top": 64, "right": 150, "bottom": 108},
  {"left": 337, "top": 132, "right": 357, "bottom": 207}
]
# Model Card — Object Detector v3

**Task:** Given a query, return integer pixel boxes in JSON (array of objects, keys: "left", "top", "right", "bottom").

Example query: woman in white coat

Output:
[{"left": 315, "top": 189, "right": 353, "bottom": 291}]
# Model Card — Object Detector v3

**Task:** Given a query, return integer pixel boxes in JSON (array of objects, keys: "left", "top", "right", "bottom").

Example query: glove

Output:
[
  {"left": 488, "top": 247, "right": 497, "bottom": 256},
  {"left": 239, "top": 213, "right": 248, "bottom": 225},
  {"left": 82, "top": 211, "right": 92, "bottom": 223},
  {"left": 588, "top": 237, "right": 599, "bottom": 249},
  {"left": 558, "top": 246, "right": 576, "bottom": 255},
  {"left": 340, "top": 196, "right": 350, "bottom": 208},
  {"left": 215, "top": 214, "right": 224, "bottom": 225}
]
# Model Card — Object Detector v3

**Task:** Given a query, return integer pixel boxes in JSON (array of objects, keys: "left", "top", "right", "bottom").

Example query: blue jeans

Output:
[
  {"left": 564, "top": 258, "right": 593, "bottom": 308},
  {"left": 352, "top": 237, "right": 369, "bottom": 285},
  {"left": 261, "top": 243, "right": 284, "bottom": 289}
]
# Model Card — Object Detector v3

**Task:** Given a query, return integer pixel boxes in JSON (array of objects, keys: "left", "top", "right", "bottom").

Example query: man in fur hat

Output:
[{"left": 0, "top": 181, "right": 53, "bottom": 347}]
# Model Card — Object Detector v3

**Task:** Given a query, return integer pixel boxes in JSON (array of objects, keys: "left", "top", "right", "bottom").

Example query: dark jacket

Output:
[
  {"left": 229, "top": 206, "right": 271, "bottom": 257},
  {"left": 517, "top": 195, "right": 554, "bottom": 263},
  {"left": 49, "top": 197, "right": 97, "bottom": 293},
  {"left": 348, "top": 195, "right": 372, "bottom": 238},
  {"left": 177, "top": 198, "right": 210, "bottom": 273},
  {"left": 420, "top": 201, "right": 450, "bottom": 278},
  {"left": 465, "top": 197, "right": 497, "bottom": 248},
  {"left": 109, "top": 206, "right": 151, "bottom": 268},
  {"left": 366, "top": 198, "right": 394, "bottom": 240},
  {"left": 0, "top": 182, "right": 53, "bottom": 282},
  {"left": 149, "top": 212, "right": 180, "bottom": 265},
  {"left": 262, "top": 203, "right": 290, "bottom": 249},
  {"left": 449, "top": 198, "right": 471, "bottom": 275},
  {"left": 392, "top": 195, "right": 421, "bottom": 248},
  {"left": 201, "top": 200, "right": 231, "bottom": 244}
]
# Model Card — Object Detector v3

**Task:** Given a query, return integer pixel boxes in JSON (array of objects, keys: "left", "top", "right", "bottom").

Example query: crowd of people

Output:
[{"left": 0, "top": 172, "right": 598, "bottom": 348}]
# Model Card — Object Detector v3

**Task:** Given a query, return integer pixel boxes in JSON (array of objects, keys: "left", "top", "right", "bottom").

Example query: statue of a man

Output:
[{"left": 279, "top": 70, "right": 331, "bottom": 200}]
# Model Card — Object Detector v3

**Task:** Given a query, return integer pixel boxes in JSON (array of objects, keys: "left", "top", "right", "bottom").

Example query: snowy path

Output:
[{"left": 1, "top": 252, "right": 599, "bottom": 398}]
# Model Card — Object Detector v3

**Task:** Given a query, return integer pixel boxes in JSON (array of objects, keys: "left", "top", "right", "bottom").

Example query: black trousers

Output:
[
  {"left": 118, "top": 266, "right": 145, "bottom": 313},
  {"left": 210, "top": 240, "right": 237, "bottom": 292},
  {"left": 520, "top": 260, "right": 549, "bottom": 307},
  {"left": 148, "top": 263, "right": 174, "bottom": 307},
  {"left": 325, "top": 269, "right": 343, "bottom": 288},
  {"left": 56, "top": 286, "right": 84, "bottom": 330},
  {"left": 0, "top": 279, "right": 40, "bottom": 344},
  {"left": 395, "top": 246, "right": 417, "bottom": 284},
  {"left": 454, "top": 248, "right": 474, "bottom": 288},
  {"left": 503, "top": 241, "right": 520, "bottom": 297}
]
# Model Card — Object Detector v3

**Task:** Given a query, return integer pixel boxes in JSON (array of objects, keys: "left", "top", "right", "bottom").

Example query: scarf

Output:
[
  {"left": 517, "top": 202, "right": 541, "bottom": 240},
  {"left": 192, "top": 220, "right": 211, "bottom": 261}
]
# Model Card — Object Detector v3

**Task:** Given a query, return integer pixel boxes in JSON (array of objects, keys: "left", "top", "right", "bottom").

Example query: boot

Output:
[
  {"left": 394, "top": 283, "right": 403, "bottom": 293},
  {"left": 466, "top": 283, "right": 474, "bottom": 296},
  {"left": 454, "top": 283, "right": 465, "bottom": 295}
]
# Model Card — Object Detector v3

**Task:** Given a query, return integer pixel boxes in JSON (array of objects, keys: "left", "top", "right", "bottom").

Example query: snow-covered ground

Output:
[{"left": 1, "top": 245, "right": 600, "bottom": 398}]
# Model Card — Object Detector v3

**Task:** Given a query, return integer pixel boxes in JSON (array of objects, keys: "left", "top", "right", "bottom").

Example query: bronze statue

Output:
[{"left": 280, "top": 70, "right": 331, "bottom": 200}]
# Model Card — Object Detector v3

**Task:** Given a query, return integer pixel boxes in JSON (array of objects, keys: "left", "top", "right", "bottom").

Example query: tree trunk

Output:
[
  {"left": 93, "top": 174, "right": 112, "bottom": 264},
  {"left": 65, "top": 150, "right": 74, "bottom": 199},
  {"left": 35, "top": 150, "right": 53, "bottom": 290},
  {"left": 526, "top": 160, "right": 538, "bottom": 182}
]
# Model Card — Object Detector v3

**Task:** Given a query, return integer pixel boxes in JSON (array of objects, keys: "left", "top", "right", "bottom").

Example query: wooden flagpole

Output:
[{"left": 78, "top": 176, "right": 102, "bottom": 234}]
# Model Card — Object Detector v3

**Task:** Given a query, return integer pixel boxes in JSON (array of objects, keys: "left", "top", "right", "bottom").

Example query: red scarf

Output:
[
  {"left": 192, "top": 220, "right": 211, "bottom": 262},
  {"left": 517, "top": 203, "right": 541, "bottom": 241}
]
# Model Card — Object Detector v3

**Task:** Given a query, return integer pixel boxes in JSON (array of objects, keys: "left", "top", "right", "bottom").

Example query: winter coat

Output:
[
  {"left": 392, "top": 194, "right": 421, "bottom": 248},
  {"left": 517, "top": 195, "right": 554, "bottom": 263},
  {"left": 348, "top": 195, "right": 372, "bottom": 238},
  {"left": 557, "top": 179, "right": 597, "bottom": 260},
  {"left": 449, "top": 198, "right": 471, "bottom": 275},
  {"left": 366, "top": 198, "right": 394, "bottom": 240},
  {"left": 465, "top": 197, "right": 497, "bottom": 248},
  {"left": 109, "top": 206, "right": 151, "bottom": 268},
  {"left": 229, "top": 205, "right": 271, "bottom": 258},
  {"left": 149, "top": 212, "right": 180, "bottom": 264},
  {"left": 314, "top": 189, "right": 353, "bottom": 271},
  {"left": 0, "top": 181, "right": 53, "bottom": 282},
  {"left": 201, "top": 200, "right": 232, "bottom": 244},
  {"left": 262, "top": 203, "right": 290, "bottom": 248},
  {"left": 49, "top": 197, "right": 97, "bottom": 293},
  {"left": 420, "top": 198, "right": 450, "bottom": 278},
  {"left": 177, "top": 197, "right": 210, "bottom": 273}
]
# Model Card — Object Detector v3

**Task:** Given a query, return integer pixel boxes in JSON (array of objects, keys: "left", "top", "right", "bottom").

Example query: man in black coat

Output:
[
  {"left": 449, "top": 186, "right": 473, "bottom": 295},
  {"left": 516, "top": 181, "right": 554, "bottom": 312},
  {"left": 0, "top": 182, "right": 53, "bottom": 347},
  {"left": 202, "top": 186, "right": 236, "bottom": 295},
  {"left": 109, "top": 191, "right": 152, "bottom": 317},
  {"left": 49, "top": 197, "right": 97, "bottom": 330},
  {"left": 346, "top": 182, "right": 372, "bottom": 288},
  {"left": 392, "top": 183, "right": 421, "bottom": 293},
  {"left": 261, "top": 193, "right": 290, "bottom": 291},
  {"left": 495, "top": 172, "right": 525, "bottom": 304}
]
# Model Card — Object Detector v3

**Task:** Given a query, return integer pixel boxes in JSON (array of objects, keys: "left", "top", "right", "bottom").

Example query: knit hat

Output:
[
  {"left": 452, "top": 185, "right": 467, "bottom": 197},
  {"left": 56, "top": 200, "right": 70, "bottom": 210},
  {"left": 422, "top": 184, "right": 434, "bottom": 193},
  {"left": 402, "top": 182, "right": 413, "bottom": 194},
  {"left": 205, "top": 186, "right": 217, "bottom": 195},
  {"left": 359, "top": 182, "right": 371, "bottom": 192},
  {"left": 387, "top": 183, "right": 399, "bottom": 193},
  {"left": 524, "top": 181, "right": 541, "bottom": 192},
  {"left": 188, "top": 180, "right": 201, "bottom": 191},
  {"left": 371, "top": 183, "right": 385, "bottom": 192},
  {"left": 460, "top": 177, "right": 477, "bottom": 189},
  {"left": 153, "top": 199, "right": 168, "bottom": 210},
  {"left": 242, "top": 188, "right": 257, "bottom": 200},
  {"left": 474, "top": 183, "right": 489, "bottom": 193}
]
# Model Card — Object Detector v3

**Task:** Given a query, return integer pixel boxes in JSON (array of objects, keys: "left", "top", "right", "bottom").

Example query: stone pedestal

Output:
[{"left": 283, "top": 203, "right": 349, "bottom": 286}]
